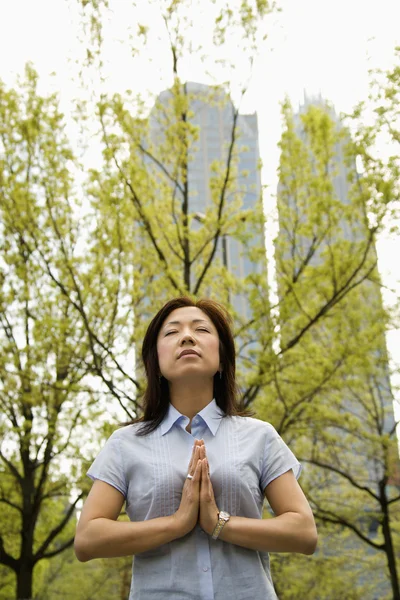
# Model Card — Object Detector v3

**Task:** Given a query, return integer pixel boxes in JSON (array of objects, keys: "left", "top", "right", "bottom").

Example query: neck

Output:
[{"left": 169, "top": 377, "right": 214, "bottom": 419}]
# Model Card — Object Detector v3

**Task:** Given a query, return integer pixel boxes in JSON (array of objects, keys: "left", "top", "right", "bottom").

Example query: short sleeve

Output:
[
  {"left": 260, "top": 425, "right": 302, "bottom": 491},
  {"left": 87, "top": 432, "right": 127, "bottom": 497}
]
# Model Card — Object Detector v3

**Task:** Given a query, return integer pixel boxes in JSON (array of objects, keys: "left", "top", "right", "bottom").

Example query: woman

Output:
[{"left": 74, "top": 297, "right": 317, "bottom": 599}]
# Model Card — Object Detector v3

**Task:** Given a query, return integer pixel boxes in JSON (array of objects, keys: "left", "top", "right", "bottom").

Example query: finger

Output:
[
  {"left": 193, "top": 446, "right": 201, "bottom": 474},
  {"left": 201, "top": 443, "right": 207, "bottom": 462},
  {"left": 206, "top": 459, "right": 212, "bottom": 489},
  {"left": 192, "top": 458, "right": 202, "bottom": 482},
  {"left": 204, "top": 459, "right": 212, "bottom": 488},
  {"left": 188, "top": 444, "right": 200, "bottom": 472},
  {"left": 199, "top": 451, "right": 209, "bottom": 473},
  {"left": 206, "top": 461, "right": 215, "bottom": 498},
  {"left": 200, "top": 459, "right": 208, "bottom": 488},
  {"left": 199, "top": 459, "right": 205, "bottom": 491}
]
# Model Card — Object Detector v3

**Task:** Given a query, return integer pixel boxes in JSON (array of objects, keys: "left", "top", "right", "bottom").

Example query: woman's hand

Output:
[
  {"left": 172, "top": 440, "right": 202, "bottom": 538},
  {"left": 199, "top": 444, "right": 219, "bottom": 536}
]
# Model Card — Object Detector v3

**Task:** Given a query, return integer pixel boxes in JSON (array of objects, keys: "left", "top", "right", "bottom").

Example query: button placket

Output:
[{"left": 196, "top": 527, "right": 213, "bottom": 599}]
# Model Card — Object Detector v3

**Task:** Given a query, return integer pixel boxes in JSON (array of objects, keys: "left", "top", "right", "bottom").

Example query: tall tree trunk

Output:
[
  {"left": 19, "top": 448, "right": 35, "bottom": 600},
  {"left": 381, "top": 482, "right": 400, "bottom": 600},
  {"left": 181, "top": 84, "right": 190, "bottom": 293},
  {"left": 16, "top": 561, "right": 33, "bottom": 600}
]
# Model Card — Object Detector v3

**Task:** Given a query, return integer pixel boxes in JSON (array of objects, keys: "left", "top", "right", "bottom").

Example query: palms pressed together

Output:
[{"left": 174, "top": 439, "right": 220, "bottom": 537}]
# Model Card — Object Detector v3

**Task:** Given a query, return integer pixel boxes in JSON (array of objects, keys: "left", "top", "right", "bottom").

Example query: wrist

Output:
[
  {"left": 217, "top": 515, "right": 233, "bottom": 542},
  {"left": 169, "top": 514, "right": 187, "bottom": 539},
  {"left": 211, "top": 511, "right": 231, "bottom": 540},
  {"left": 205, "top": 512, "right": 219, "bottom": 536}
]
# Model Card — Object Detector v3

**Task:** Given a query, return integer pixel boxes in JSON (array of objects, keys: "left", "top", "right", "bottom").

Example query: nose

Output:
[{"left": 180, "top": 331, "right": 195, "bottom": 345}]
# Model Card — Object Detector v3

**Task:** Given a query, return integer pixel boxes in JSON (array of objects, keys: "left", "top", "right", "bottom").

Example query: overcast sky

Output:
[{"left": 0, "top": 0, "right": 399, "bottom": 418}]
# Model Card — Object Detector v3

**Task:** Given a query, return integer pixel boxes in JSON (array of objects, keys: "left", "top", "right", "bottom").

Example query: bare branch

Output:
[
  {"left": 0, "top": 496, "right": 22, "bottom": 513},
  {"left": 0, "top": 448, "right": 22, "bottom": 484},
  {"left": 33, "top": 493, "right": 82, "bottom": 562},
  {"left": 153, "top": 210, "right": 185, "bottom": 261},
  {"left": 0, "top": 535, "right": 18, "bottom": 571},
  {"left": 41, "top": 535, "right": 75, "bottom": 561},
  {"left": 190, "top": 230, "right": 221, "bottom": 265},
  {"left": 99, "top": 114, "right": 183, "bottom": 295},
  {"left": 27, "top": 238, "right": 138, "bottom": 418},
  {"left": 194, "top": 105, "right": 240, "bottom": 294},
  {"left": 137, "top": 142, "right": 184, "bottom": 196},
  {"left": 280, "top": 237, "right": 378, "bottom": 355},
  {"left": 388, "top": 495, "right": 400, "bottom": 506},
  {"left": 301, "top": 458, "right": 380, "bottom": 502},
  {"left": 0, "top": 313, "right": 23, "bottom": 372},
  {"left": 312, "top": 508, "right": 384, "bottom": 551}
]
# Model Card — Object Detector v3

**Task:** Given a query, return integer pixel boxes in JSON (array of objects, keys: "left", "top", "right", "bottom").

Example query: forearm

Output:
[
  {"left": 218, "top": 512, "right": 317, "bottom": 555},
  {"left": 74, "top": 515, "right": 181, "bottom": 562}
]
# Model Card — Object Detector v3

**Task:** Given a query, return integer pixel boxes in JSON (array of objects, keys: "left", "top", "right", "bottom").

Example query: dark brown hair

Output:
[{"left": 136, "top": 296, "right": 247, "bottom": 435}]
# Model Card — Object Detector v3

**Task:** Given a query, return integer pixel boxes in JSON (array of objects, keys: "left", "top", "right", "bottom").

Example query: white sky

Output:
[{"left": 0, "top": 0, "right": 399, "bottom": 420}]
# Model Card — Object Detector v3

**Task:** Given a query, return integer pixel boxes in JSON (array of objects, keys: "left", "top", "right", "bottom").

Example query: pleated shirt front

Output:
[{"left": 87, "top": 400, "right": 301, "bottom": 600}]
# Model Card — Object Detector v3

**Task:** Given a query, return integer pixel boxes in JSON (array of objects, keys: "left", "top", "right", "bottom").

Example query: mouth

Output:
[{"left": 178, "top": 350, "right": 200, "bottom": 359}]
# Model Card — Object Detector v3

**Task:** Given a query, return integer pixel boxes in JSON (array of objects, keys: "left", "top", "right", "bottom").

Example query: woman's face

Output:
[{"left": 157, "top": 306, "right": 220, "bottom": 383}]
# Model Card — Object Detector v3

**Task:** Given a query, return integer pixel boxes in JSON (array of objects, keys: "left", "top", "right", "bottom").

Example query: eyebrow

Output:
[{"left": 164, "top": 319, "right": 210, "bottom": 327}]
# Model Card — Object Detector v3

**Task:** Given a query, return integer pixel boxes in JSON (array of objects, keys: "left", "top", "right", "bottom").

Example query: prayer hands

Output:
[
  {"left": 197, "top": 440, "right": 219, "bottom": 536},
  {"left": 173, "top": 439, "right": 219, "bottom": 538},
  {"left": 173, "top": 440, "right": 202, "bottom": 537}
]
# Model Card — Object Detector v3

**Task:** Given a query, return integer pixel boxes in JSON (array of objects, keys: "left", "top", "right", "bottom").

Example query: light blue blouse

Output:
[{"left": 87, "top": 399, "right": 301, "bottom": 600}]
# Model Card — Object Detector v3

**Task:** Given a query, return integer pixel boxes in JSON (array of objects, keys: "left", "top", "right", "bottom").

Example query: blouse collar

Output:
[{"left": 160, "top": 399, "right": 225, "bottom": 436}]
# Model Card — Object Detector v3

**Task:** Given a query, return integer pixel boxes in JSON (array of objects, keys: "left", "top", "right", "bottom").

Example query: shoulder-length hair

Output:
[{"left": 136, "top": 296, "right": 248, "bottom": 435}]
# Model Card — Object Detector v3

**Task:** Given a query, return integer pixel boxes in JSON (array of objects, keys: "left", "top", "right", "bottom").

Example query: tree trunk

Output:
[
  {"left": 18, "top": 456, "right": 36, "bottom": 600},
  {"left": 381, "top": 484, "right": 400, "bottom": 600},
  {"left": 16, "top": 561, "right": 33, "bottom": 600}
]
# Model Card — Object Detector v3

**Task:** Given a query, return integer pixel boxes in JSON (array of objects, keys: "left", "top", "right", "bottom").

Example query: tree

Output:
[
  {"left": 0, "top": 65, "right": 109, "bottom": 599},
  {"left": 254, "top": 98, "right": 399, "bottom": 598}
]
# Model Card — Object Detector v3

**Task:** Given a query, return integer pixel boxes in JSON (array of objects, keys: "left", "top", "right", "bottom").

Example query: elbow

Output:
[
  {"left": 303, "top": 524, "right": 318, "bottom": 556},
  {"left": 74, "top": 550, "right": 90, "bottom": 563},
  {"left": 74, "top": 533, "right": 92, "bottom": 563}
]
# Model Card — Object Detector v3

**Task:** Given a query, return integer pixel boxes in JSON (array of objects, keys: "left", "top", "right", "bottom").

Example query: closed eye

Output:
[{"left": 165, "top": 328, "right": 209, "bottom": 336}]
